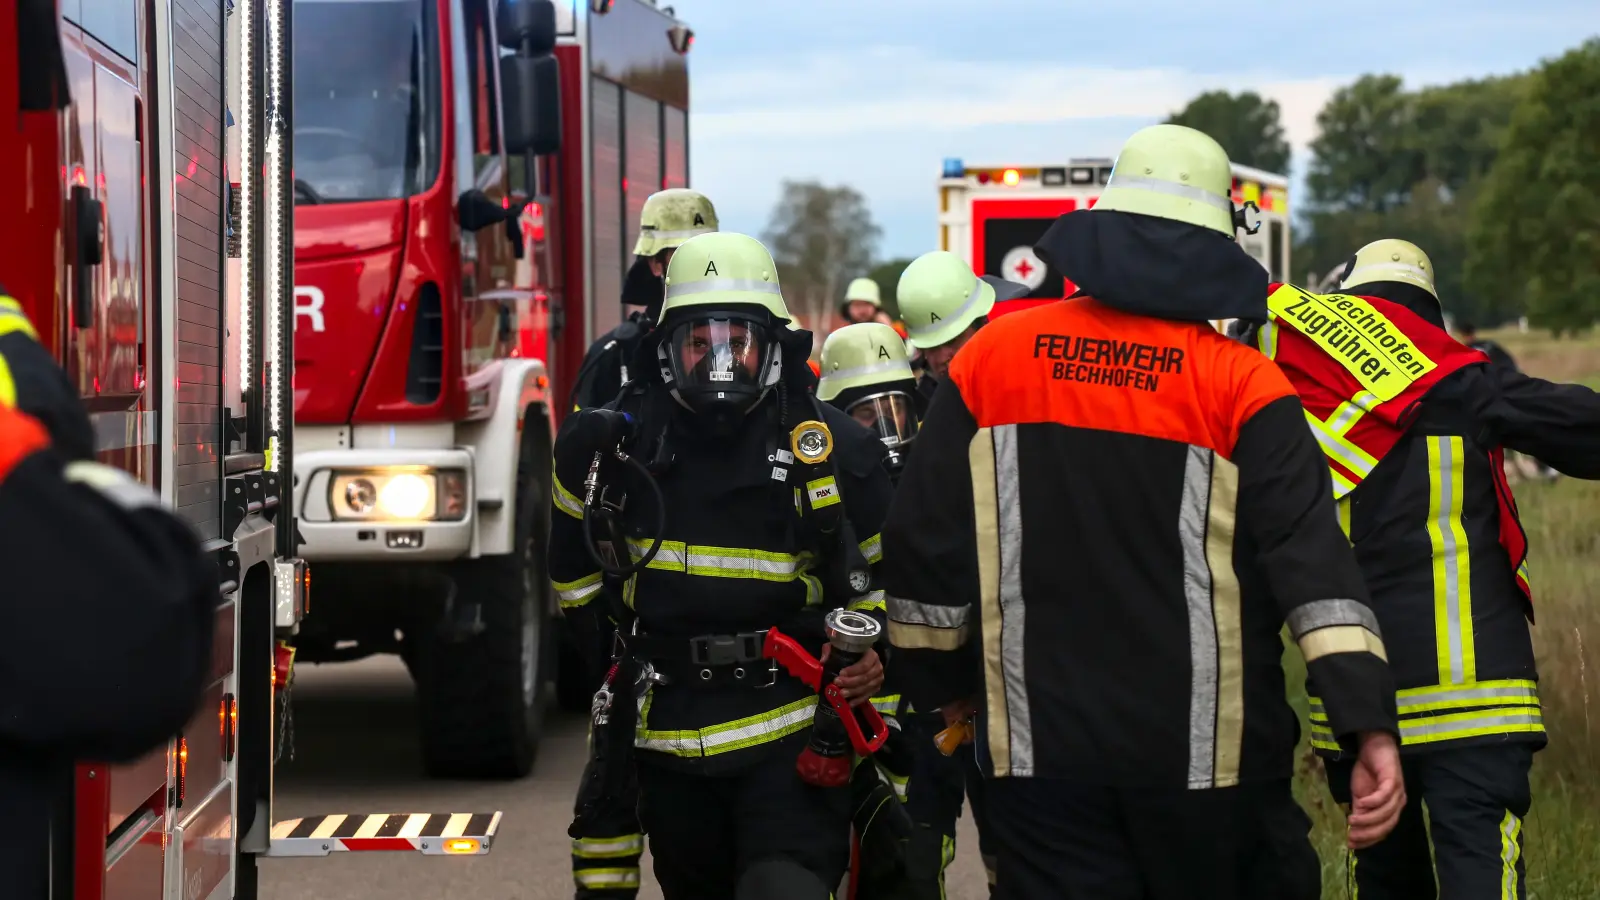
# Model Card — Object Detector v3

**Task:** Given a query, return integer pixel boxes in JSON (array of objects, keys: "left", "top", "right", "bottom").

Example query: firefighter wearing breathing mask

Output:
[
  {"left": 549, "top": 232, "right": 897, "bottom": 900},
  {"left": 898, "top": 253, "right": 1031, "bottom": 407}
]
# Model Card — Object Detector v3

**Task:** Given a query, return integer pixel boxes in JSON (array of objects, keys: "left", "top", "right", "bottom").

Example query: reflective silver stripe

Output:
[
  {"left": 555, "top": 578, "right": 602, "bottom": 607},
  {"left": 640, "top": 226, "right": 714, "bottom": 241},
  {"left": 63, "top": 461, "right": 161, "bottom": 510},
  {"left": 1285, "top": 599, "right": 1382, "bottom": 640},
  {"left": 906, "top": 277, "right": 986, "bottom": 342},
  {"left": 1433, "top": 437, "right": 1468, "bottom": 684},
  {"left": 887, "top": 595, "right": 969, "bottom": 628},
  {"left": 1343, "top": 261, "right": 1431, "bottom": 287},
  {"left": 1105, "top": 172, "right": 1233, "bottom": 212},
  {"left": 571, "top": 835, "right": 643, "bottom": 857},
  {"left": 1397, "top": 681, "right": 1540, "bottom": 713},
  {"left": 849, "top": 590, "right": 886, "bottom": 611},
  {"left": 994, "top": 424, "right": 1033, "bottom": 774},
  {"left": 1399, "top": 710, "right": 1542, "bottom": 742},
  {"left": 819, "top": 359, "right": 913, "bottom": 386},
  {"left": 663, "top": 277, "right": 782, "bottom": 299},
  {"left": 1180, "top": 446, "right": 1219, "bottom": 790},
  {"left": 553, "top": 477, "right": 584, "bottom": 518},
  {"left": 636, "top": 696, "right": 818, "bottom": 755},
  {"left": 574, "top": 869, "right": 641, "bottom": 888},
  {"left": 859, "top": 533, "right": 883, "bottom": 564},
  {"left": 1500, "top": 811, "right": 1522, "bottom": 899},
  {"left": 687, "top": 550, "right": 799, "bottom": 577}
]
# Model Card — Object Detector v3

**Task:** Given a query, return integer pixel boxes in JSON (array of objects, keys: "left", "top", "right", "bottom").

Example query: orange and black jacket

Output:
[
  {"left": 881, "top": 296, "right": 1398, "bottom": 788},
  {"left": 1249, "top": 281, "right": 1600, "bottom": 755}
]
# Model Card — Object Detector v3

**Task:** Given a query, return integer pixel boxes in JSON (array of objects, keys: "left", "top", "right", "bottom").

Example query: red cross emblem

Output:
[{"left": 1013, "top": 257, "right": 1035, "bottom": 280}]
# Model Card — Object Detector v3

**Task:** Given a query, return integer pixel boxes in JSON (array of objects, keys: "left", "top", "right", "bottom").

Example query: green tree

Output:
[
  {"left": 1306, "top": 75, "right": 1419, "bottom": 213},
  {"left": 762, "top": 181, "right": 882, "bottom": 334},
  {"left": 1469, "top": 39, "right": 1600, "bottom": 335},
  {"left": 1165, "top": 90, "right": 1291, "bottom": 173}
]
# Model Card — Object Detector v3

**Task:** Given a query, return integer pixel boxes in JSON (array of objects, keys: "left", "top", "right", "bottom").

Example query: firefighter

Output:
[
  {"left": 551, "top": 232, "right": 896, "bottom": 900},
  {"left": 896, "top": 254, "right": 1029, "bottom": 404},
  {"left": 839, "top": 278, "right": 884, "bottom": 328},
  {"left": 0, "top": 303, "right": 217, "bottom": 899},
  {"left": 569, "top": 188, "right": 719, "bottom": 411},
  {"left": 881, "top": 124, "right": 1406, "bottom": 900},
  {"left": 838, "top": 285, "right": 1003, "bottom": 895},
  {"left": 817, "top": 322, "right": 922, "bottom": 485},
  {"left": 1241, "top": 238, "right": 1600, "bottom": 899}
]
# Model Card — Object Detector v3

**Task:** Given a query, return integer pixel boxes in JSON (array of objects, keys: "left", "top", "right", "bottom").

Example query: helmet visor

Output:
[
  {"left": 845, "top": 391, "right": 919, "bottom": 448},
  {"left": 664, "top": 317, "right": 776, "bottom": 395}
]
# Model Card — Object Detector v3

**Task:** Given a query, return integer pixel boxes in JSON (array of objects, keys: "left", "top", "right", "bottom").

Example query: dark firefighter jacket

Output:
[
  {"left": 569, "top": 313, "right": 652, "bottom": 412},
  {"left": 549, "top": 385, "right": 895, "bottom": 776},
  {"left": 0, "top": 295, "right": 94, "bottom": 460},
  {"left": 1248, "top": 281, "right": 1600, "bottom": 756},
  {"left": 0, "top": 406, "right": 219, "bottom": 899},
  {"left": 881, "top": 209, "right": 1399, "bottom": 788}
]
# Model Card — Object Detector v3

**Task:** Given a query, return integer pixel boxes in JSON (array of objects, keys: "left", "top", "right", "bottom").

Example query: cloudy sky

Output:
[{"left": 681, "top": 0, "right": 1600, "bottom": 260}]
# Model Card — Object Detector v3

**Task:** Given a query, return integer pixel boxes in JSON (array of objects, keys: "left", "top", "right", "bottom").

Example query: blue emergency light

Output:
[{"left": 941, "top": 158, "right": 964, "bottom": 179}]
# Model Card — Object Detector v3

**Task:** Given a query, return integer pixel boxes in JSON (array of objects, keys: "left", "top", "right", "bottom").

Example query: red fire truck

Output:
[
  {"left": 1, "top": 0, "right": 500, "bottom": 897},
  {"left": 936, "top": 157, "right": 1292, "bottom": 326},
  {"left": 287, "top": 0, "right": 694, "bottom": 777}
]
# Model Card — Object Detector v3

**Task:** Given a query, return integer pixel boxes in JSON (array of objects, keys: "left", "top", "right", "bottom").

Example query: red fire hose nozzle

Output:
[{"left": 763, "top": 617, "right": 891, "bottom": 787}]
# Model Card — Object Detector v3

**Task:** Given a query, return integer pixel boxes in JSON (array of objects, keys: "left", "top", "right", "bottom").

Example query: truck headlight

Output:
[{"left": 328, "top": 468, "right": 468, "bottom": 522}]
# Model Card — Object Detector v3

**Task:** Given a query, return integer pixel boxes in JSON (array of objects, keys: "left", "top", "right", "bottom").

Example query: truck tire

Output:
[{"left": 415, "top": 445, "right": 551, "bottom": 779}]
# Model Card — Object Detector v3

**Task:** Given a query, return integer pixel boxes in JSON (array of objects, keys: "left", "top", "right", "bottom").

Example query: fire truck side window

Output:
[{"left": 71, "top": 0, "right": 138, "bottom": 63}]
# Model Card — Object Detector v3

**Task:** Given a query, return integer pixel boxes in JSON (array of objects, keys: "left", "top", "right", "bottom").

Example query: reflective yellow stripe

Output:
[
  {"left": 0, "top": 299, "right": 40, "bottom": 340},
  {"left": 848, "top": 590, "right": 886, "bottom": 613},
  {"left": 635, "top": 694, "right": 818, "bottom": 757},
  {"left": 887, "top": 620, "right": 969, "bottom": 651},
  {"left": 1309, "top": 719, "right": 1339, "bottom": 751},
  {"left": 626, "top": 537, "right": 817, "bottom": 583},
  {"left": 573, "top": 867, "right": 641, "bottom": 889},
  {"left": 1312, "top": 697, "right": 1545, "bottom": 747},
  {"left": 1306, "top": 412, "right": 1378, "bottom": 479},
  {"left": 1347, "top": 848, "right": 1359, "bottom": 898},
  {"left": 1427, "top": 436, "right": 1475, "bottom": 684},
  {"left": 1335, "top": 496, "right": 1352, "bottom": 540},
  {"left": 1329, "top": 465, "right": 1359, "bottom": 499},
  {"left": 553, "top": 474, "right": 584, "bottom": 519},
  {"left": 0, "top": 353, "right": 14, "bottom": 408},
  {"left": 859, "top": 532, "right": 883, "bottom": 565},
  {"left": 554, "top": 572, "right": 603, "bottom": 608},
  {"left": 1500, "top": 810, "right": 1522, "bottom": 899},
  {"left": 869, "top": 694, "right": 901, "bottom": 716},
  {"left": 571, "top": 834, "right": 643, "bottom": 858}
]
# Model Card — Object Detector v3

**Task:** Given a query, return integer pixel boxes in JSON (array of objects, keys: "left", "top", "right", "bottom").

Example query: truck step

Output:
[{"left": 266, "top": 812, "right": 501, "bottom": 857}]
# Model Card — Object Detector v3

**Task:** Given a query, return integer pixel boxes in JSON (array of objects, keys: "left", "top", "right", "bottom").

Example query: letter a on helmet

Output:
[
  {"left": 634, "top": 189, "right": 720, "bottom": 258},
  {"left": 1340, "top": 239, "right": 1438, "bottom": 300},
  {"left": 1093, "top": 124, "right": 1236, "bottom": 236},
  {"left": 896, "top": 251, "right": 994, "bottom": 349}
]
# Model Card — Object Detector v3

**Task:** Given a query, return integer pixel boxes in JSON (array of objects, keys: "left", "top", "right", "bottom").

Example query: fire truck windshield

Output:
[{"left": 291, "top": 0, "right": 440, "bottom": 203}]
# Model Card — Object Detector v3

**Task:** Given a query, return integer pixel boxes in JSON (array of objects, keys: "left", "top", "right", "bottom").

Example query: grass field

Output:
[{"left": 1292, "top": 328, "right": 1600, "bottom": 898}]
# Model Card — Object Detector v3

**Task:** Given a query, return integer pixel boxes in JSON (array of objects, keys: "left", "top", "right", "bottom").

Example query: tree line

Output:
[{"left": 763, "top": 37, "right": 1600, "bottom": 336}]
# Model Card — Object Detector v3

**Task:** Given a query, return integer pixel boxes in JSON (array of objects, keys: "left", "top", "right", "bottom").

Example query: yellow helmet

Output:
[
  {"left": 1339, "top": 239, "right": 1438, "bottom": 299},
  {"left": 1094, "top": 124, "right": 1235, "bottom": 236},
  {"left": 633, "top": 189, "right": 719, "bottom": 258},
  {"left": 817, "top": 322, "right": 914, "bottom": 403},
  {"left": 896, "top": 251, "right": 995, "bottom": 349},
  {"left": 843, "top": 277, "right": 882, "bottom": 308},
  {"left": 661, "top": 232, "right": 791, "bottom": 324}
]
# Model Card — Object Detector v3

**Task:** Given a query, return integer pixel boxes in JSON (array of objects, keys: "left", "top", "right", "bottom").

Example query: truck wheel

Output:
[{"left": 415, "top": 451, "right": 550, "bottom": 779}]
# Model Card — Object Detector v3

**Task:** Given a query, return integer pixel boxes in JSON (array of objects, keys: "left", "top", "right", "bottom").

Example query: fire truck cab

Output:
[
  {"left": 936, "top": 158, "right": 1292, "bottom": 329},
  {"left": 286, "top": 0, "right": 694, "bottom": 779}
]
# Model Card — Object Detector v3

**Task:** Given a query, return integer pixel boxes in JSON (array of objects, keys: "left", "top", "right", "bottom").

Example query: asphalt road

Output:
[{"left": 260, "top": 657, "right": 990, "bottom": 900}]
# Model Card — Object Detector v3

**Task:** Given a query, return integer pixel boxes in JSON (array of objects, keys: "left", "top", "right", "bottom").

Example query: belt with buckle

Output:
[{"left": 626, "top": 630, "right": 781, "bottom": 688}]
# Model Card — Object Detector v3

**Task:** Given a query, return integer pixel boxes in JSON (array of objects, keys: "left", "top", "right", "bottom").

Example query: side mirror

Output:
[
  {"left": 497, "top": 0, "right": 555, "bottom": 54},
  {"left": 501, "top": 55, "right": 561, "bottom": 156},
  {"left": 459, "top": 188, "right": 514, "bottom": 233}
]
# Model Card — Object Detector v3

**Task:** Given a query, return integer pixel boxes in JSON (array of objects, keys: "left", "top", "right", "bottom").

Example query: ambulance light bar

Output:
[{"left": 947, "top": 162, "right": 1115, "bottom": 189}]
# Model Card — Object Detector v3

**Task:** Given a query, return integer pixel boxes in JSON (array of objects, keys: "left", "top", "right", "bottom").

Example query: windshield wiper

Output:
[{"left": 294, "top": 177, "right": 325, "bottom": 205}]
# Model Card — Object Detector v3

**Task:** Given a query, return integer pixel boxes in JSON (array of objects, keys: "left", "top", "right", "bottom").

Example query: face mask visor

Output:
[
  {"left": 845, "top": 391, "right": 919, "bottom": 448},
  {"left": 664, "top": 316, "right": 778, "bottom": 404}
]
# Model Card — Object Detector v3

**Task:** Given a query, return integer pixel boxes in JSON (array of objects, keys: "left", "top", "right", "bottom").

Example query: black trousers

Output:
[
  {"left": 637, "top": 737, "right": 853, "bottom": 900},
  {"left": 902, "top": 713, "right": 995, "bottom": 895},
  {"left": 985, "top": 777, "right": 1320, "bottom": 900},
  {"left": 1324, "top": 743, "right": 1534, "bottom": 900}
]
